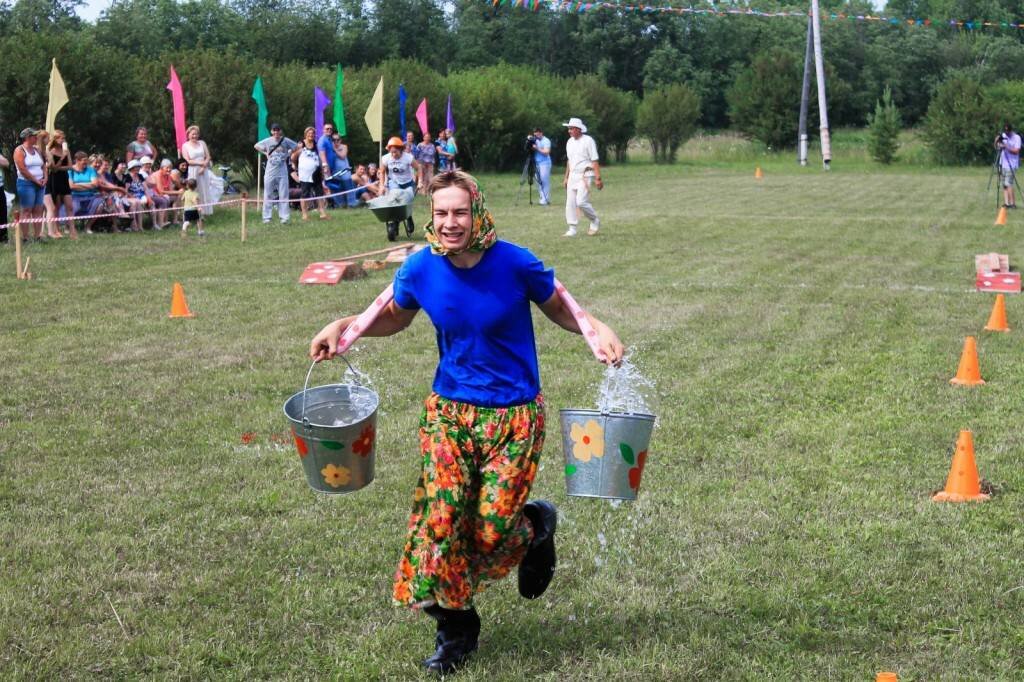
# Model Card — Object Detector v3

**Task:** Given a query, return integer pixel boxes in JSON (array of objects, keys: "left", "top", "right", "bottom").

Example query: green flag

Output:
[
  {"left": 252, "top": 76, "right": 270, "bottom": 141},
  {"left": 333, "top": 65, "right": 346, "bottom": 137}
]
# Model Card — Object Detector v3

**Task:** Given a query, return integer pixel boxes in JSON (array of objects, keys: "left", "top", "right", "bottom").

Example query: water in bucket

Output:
[{"left": 561, "top": 350, "right": 657, "bottom": 501}]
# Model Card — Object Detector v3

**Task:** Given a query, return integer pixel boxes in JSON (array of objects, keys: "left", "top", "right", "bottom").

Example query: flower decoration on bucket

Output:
[
  {"left": 570, "top": 419, "right": 605, "bottom": 462},
  {"left": 352, "top": 424, "right": 375, "bottom": 457},
  {"left": 292, "top": 428, "right": 309, "bottom": 458},
  {"left": 621, "top": 444, "right": 648, "bottom": 491},
  {"left": 321, "top": 463, "right": 352, "bottom": 488}
]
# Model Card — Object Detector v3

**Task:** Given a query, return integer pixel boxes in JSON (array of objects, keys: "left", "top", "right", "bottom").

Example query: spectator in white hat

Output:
[{"left": 561, "top": 117, "right": 603, "bottom": 237}]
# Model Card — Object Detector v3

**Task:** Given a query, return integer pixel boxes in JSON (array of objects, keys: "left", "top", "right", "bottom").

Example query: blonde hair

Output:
[
  {"left": 428, "top": 169, "right": 478, "bottom": 198},
  {"left": 186, "top": 125, "right": 200, "bottom": 138},
  {"left": 303, "top": 126, "right": 316, "bottom": 139},
  {"left": 48, "top": 129, "right": 64, "bottom": 151}
]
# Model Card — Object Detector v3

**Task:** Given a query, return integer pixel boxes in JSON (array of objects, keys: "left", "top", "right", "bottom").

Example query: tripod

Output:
[
  {"left": 988, "top": 146, "right": 1024, "bottom": 210},
  {"left": 515, "top": 154, "right": 536, "bottom": 207}
]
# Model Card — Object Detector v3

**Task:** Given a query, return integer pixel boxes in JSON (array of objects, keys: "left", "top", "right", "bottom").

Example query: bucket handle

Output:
[{"left": 300, "top": 354, "right": 360, "bottom": 427}]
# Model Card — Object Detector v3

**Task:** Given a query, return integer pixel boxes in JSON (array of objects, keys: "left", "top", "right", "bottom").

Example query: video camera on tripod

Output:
[{"left": 516, "top": 132, "right": 539, "bottom": 206}]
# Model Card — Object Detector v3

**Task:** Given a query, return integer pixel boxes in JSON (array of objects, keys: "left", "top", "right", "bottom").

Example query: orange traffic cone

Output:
[
  {"left": 933, "top": 430, "right": 990, "bottom": 502},
  {"left": 995, "top": 206, "right": 1008, "bottom": 225},
  {"left": 876, "top": 674, "right": 898, "bottom": 682},
  {"left": 169, "top": 282, "right": 195, "bottom": 318},
  {"left": 984, "top": 293, "right": 1010, "bottom": 332},
  {"left": 949, "top": 336, "right": 984, "bottom": 385},
  {"left": 754, "top": 166, "right": 764, "bottom": 180}
]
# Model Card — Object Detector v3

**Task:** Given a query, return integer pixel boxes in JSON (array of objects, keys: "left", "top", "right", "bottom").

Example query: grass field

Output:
[{"left": 3, "top": 141, "right": 1024, "bottom": 680}]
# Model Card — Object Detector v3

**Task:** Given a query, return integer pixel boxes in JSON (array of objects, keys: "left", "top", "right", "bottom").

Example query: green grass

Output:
[{"left": 3, "top": 150, "right": 1024, "bottom": 680}]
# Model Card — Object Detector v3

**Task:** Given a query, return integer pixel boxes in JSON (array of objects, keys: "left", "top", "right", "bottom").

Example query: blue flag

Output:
[{"left": 398, "top": 84, "right": 408, "bottom": 140}]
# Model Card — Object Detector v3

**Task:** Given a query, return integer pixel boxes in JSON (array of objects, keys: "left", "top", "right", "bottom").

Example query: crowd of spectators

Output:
[
  {"left": 4, "top": 122, "right": 459, "bottom": 239},
  {"left": 5, "top": 125, "right": 212, "bottom": 241}
]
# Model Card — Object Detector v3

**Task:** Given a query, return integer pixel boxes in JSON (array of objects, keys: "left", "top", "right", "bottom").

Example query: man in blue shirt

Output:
[{"left": 531, "top": 127, "right": 552, "bottom": 206}]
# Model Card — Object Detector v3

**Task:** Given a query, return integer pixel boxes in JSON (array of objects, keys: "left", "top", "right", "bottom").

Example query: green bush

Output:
[
  {"left": 987, "top": 80, "right": 1024, "bottom": 130},
  {"left": 636, "top": 84, "right": 700, "bottom": 164},
  {"left": 867, "top": 86, "right": 901, "bottom": 164},
  {"left": 923, "top": 75, "right": 1001, "bottom": 165},
  {"left": 445, "top": 64, "right": 587, "bottom": 171},
  {"left": 727, "top": 48, "right": 801, "bottom": 149},
  {"left": 570, "top": 75, "right": 637, "bottom": 163}
]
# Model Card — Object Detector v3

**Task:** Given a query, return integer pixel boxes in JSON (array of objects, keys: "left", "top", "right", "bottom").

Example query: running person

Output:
[{"left": 309, "top": 170, "right": 624, "bottom": 675}]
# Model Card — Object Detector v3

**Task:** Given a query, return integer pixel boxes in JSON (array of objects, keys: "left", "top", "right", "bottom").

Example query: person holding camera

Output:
[
  {"left": 529, "top": 127, "right": 552, "bottom": 205},
  {"left": 995, "top": 122, "right": 1021, "bottom": 209}
]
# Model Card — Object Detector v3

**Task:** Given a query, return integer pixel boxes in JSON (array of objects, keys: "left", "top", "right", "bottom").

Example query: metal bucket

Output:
[
  {"left": 560, "top": 409, "right": 655, "bottom": 501},
  {"left": 283, "top": 360, "right": 379, "bottom": 494}
]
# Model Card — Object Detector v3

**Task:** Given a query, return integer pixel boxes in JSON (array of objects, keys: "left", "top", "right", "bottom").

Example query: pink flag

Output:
[
  {"left": 415, "top": 98, "right": 429, "bottom": 136},
  {"left": 166, "top": 66, "right": 187, "bottom": 153}
]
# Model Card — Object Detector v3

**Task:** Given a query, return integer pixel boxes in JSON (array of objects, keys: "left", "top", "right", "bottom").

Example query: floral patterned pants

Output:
[{"left": 392, "top": 393, "right": 545, "bottom": 610}]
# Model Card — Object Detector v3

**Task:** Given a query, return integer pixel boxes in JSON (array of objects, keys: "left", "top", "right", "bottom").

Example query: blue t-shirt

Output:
[
  {"left": 533, "top": 135, "right": 552, "bottom": 166},
  {"left": 317, "top": 134, "right": 340, "bottom": 173},
  {"left": 393, "top": 240, "right": 556, "bottom": 407},
  {"left": 69, "top": 167, "right": 98, "bottom": 197}
]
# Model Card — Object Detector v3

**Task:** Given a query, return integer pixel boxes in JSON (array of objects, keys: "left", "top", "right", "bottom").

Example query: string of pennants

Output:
[{"left": 492, "top": 0, "right": 1024, "bottom": 31}]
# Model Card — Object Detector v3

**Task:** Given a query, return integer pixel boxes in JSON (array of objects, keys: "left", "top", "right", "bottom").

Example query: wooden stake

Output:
[
  {"left": 241, "top": 192, "right": 248, "bottom": 242},
  {"left": 22, "top": 256, "right": 31, "bottom": 279},
  {"left": 13, "top": 210, "right": 23, "bottom": 280}
]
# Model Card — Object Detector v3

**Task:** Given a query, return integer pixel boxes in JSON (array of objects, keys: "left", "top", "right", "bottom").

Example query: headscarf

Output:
[{"left": 423, "top": 171, "right": 497, "bottom": 256}]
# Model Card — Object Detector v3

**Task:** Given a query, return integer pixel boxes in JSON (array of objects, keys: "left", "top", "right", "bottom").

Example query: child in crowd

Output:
[{"left": 181, "top": 178, "right": 204, "bottom": 237}]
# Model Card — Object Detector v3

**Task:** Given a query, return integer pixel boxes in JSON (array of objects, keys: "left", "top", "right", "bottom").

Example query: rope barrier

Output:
[{"left": 0, "top": 183, "right": 377, "bottom": 231}]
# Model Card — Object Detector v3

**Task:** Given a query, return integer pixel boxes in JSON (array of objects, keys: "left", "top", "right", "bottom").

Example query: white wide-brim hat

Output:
[{"left": 563, "top": 117, "right": 587, "bottom": 133}]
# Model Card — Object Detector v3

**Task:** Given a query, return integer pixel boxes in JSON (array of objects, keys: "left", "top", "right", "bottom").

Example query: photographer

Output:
[
  {"left": 528, "top": 127, "right": 552, "bottom": 205},
  {"left": 995, "top": 122, "right": 1021, "bottom": 209}
]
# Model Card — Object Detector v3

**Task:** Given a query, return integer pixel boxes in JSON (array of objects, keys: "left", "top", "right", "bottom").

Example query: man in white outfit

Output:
[{"left": 562, "top": 117, "right": 603, "bottom": 237}]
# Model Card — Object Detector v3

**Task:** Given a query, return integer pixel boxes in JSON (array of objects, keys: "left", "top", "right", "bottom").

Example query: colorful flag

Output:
[
  {"left": 314, "top": 87, "right": 331, "bottom": 139},
  {"left": 333, "top": 65, "right": 346, "bottom": 136},
  {"left": 364, "top": 77, "right": 384, "bottom": 143},
  {"left": 446, "top": 93, "right": 456, "bottom": 133},
  {"left": 166, "top": 66, "right": 187, "bottom": 153},
  {"left": 252, "top": 76, "right": 270, "bottom": 141},
  {"left": 415, "top": 98, "right": 429, "bottom": 136},
  {"left": 398, "top": 85, "right": 408, "bottom": 140},
  {"left": 45, "top": 59, "right": 68, "bottom": 134}
]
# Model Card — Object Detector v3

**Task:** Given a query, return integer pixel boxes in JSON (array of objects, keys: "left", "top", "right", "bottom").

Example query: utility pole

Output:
[
  {"left": 810, "top": 0, "right": 831, "bottom": 169},
  {"left": 798, "top": 14, "right": 812, "bottom": 166}
]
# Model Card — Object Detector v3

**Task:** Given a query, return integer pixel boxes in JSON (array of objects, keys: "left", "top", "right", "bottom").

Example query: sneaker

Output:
[
  {"left": 588, "top": 220, "right": 600, "bottom": 236},
  {"left": 262, "top": 219, "right": 271, "bottom": 225},
  {"left": 563, "top": 227, "right": 577, "bottom": 237},
  {"left": 197, "top": 228, "right": 206, "bottom": 237},
  {"left": 518, "top": 500, "right": 557, "bottom": 599}
]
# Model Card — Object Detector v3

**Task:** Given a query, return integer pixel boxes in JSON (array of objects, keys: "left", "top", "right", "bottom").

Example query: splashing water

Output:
[{"left": 596, "top": 350, "right": 655, "bottom": 415}]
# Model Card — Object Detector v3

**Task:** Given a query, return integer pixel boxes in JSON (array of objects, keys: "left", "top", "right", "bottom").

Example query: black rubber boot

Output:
[
  {"left": 518, "top": 500, "right": 557, "bottom": 599},
  {"left": 422, "top": 605, "right": 480, "bottom": 675}
]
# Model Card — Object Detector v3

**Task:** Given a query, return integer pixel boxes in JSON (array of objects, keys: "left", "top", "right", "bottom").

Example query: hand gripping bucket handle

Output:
[{"left": 284, "top": 355, "right": 379, "bottom": 495}]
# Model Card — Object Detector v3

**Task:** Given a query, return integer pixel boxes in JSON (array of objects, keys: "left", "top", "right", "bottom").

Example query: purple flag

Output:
[
  {"left": 398, "top": 85, "right": 408, "bottom": 140},
  {"left": 314, "top": 87, "right": 331, "bottom": 138},
  {"left": 446, "top": 93, "right": 455, "bottom": 133}
]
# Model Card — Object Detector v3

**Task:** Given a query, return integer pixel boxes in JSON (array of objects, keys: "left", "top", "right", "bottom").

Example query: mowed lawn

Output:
[{"left": 3, "top": 157, "right": 1024, "bottom": 680}]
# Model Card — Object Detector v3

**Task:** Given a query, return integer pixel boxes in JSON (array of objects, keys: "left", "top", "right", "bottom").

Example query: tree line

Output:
[{"left": 5, "top": 0, "right": 1024, "bottom": 167}]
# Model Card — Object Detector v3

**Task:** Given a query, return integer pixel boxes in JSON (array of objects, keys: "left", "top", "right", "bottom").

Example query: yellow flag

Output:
[
  {"left": 363, "top": 77, "right": 383, "bottom": 142},
  {"left": 46, "top": 59, "right": 69, "bottom": 133}
]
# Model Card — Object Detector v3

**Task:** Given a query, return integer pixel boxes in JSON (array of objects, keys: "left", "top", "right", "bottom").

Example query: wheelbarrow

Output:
[{"left": 367, "top": 188, "right": 416, "bottom": 242}]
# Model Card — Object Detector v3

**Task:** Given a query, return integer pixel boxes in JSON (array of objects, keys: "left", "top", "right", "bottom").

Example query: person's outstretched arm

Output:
[
  {"left": 538, "top": 293, "right": 624, "bottom": 366},
  {"left": 309, "top": 301, "right": 418, "bottom": 361}
]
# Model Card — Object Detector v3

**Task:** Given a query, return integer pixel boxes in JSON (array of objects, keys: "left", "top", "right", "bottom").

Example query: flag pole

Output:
[{"left": 256, "top": 154, "right": 262, "bottom": 214}]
